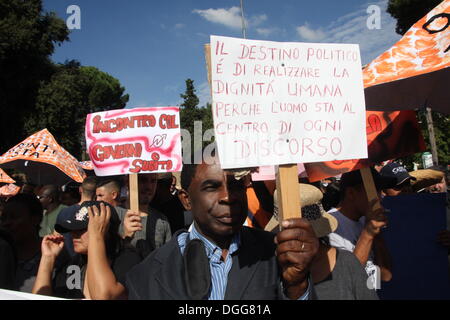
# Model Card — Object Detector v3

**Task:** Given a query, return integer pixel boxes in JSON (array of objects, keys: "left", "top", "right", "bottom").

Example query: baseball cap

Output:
[
  {"left": 55, "top": 201, "right": 119, "bottom": 233},
  {"left": 380, "top": 162, "right": 417, "bottom": 186},
  {"left": 340, "top": 167, "right": 397, "bottom": 191}
]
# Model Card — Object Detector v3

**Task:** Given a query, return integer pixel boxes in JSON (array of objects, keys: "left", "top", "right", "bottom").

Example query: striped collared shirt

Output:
[
  {"left": 178, "top": 224, "right": 311, "bottom": 300},
  {"left": 178, "top": 224, "right": 240, "bottom": 300}
]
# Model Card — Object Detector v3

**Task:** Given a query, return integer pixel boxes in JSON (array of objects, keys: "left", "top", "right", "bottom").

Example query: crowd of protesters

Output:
[{"left": 0, "top": 157, "right": 448, "bottom": 300}]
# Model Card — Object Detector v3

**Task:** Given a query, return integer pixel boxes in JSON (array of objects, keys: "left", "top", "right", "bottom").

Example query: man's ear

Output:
[
  {"left": 112, "top": 191, "right": 119, "bottom": 201},
  {"left": 178, "top": 189, "right": 192, "bottom": 211}
]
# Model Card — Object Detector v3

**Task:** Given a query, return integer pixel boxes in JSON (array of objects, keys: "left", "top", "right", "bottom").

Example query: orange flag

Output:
[
  {"left": 0, "top": 168, "right": 15, "bottom": 183},
  {"left": 0, "top": 129, "right": 86, "bottom": 183},
  {"left": 305, "top": 110, "right": 426, "bottom": 182},
  {"left": 364, "top": 0, "right": 450, "bottom": 114},
  {"left": 79, "top": 161, "right": 94, "bottom": 171},
  {"left": 0, "top": 184, "right": 20, "bottom": 197},
  {"left": 304, "top": 2, "right": 449, "bottom": 181}
]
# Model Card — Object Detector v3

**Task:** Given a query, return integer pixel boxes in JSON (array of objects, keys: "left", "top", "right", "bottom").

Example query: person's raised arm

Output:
[
  {"left": 353, "top": 200, "right": 387, "bottom": 268},
  {"left": 373, "top": 235, "right": 392, "bottom": 281},
  {"left": 32, "top": 234, "right": 64, "bottom": 296},
  {"left": 86, "top": 203, "right": 127, "bottom": 300}
]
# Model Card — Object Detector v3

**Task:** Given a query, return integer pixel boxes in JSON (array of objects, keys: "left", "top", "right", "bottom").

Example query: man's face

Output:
[
  {"left": 429, "top": 177, "right": 447, "bottom": 193},
  {"left": 184, "top": 162, "right": 248, "bottom": 245},
  {"left": 71, "top": 229, "right": 88, "bottom": 254},
  {"left": 138, "top": 173, "right": 157, "bottom": 205},
  {"left": 384, "top": 180, "right": 413, "bottom": 196},
  {"left": 96, "top": 186, "right": 117, "bottom": 205},
  {"left": 37, "top": 188, "right": 52, "bottom": 210}
]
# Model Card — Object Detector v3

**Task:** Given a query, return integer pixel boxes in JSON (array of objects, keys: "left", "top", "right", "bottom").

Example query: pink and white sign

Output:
[
  {"left": 85, "top": 107, "right": 182, "bottom": 176},
  {"left": 210, "top": 35, "right": 368, "bottom": 169}
]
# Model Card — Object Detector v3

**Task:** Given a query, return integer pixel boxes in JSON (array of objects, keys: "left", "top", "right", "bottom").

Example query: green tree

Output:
[
  {"left": 179, "top": 79, "right": 214, "bottom": 136},
  {"left": 402, "top": 110, "right": 450, "bottom": 169},
  {"left": 387, "top": 0, "right": 442, "bottom": 35},
  {"left": 24, "top": 61, "right": 129, "bottom": 159},
  {"left": 179, "top": 79, "right": 214, "bottom": 160},
  {"left": 203, "top": 102, "right": 214, "bottom": 134},
  {"left": 179, "top": 79, "right": 201, "bottom": 136},
  {"left": 0, "top": 0, "right": 69, "bottom": 152}
]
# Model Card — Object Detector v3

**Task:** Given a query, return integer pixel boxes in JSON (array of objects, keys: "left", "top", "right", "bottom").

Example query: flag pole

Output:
[{"left": 240, "top": 0, "right": 247, "bottom": 39}]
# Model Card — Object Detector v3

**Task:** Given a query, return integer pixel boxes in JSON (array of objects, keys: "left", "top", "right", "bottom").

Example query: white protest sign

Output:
[
  {"left": 0, "top": 289, "right": 67, "bottom": 300},
  {"left": 85, "top": 107, "right": 182, "bottom": 176},
  {"left": 251, "top": 164, "right": 307, "bottom": 181},
  {"left": 210, "top": 35, "right": 368, "bottom": 169}
]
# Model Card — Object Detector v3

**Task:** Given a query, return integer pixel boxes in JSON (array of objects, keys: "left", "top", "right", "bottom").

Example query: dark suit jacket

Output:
[{"left": 125, "top": 227, "right": 283, "bottom": 300}]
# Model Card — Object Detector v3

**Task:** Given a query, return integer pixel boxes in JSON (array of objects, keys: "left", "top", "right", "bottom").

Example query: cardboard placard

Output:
[
  {"left": 210, "top": 35, "right": 368, "bottom": 169},
  {"left": 251, "top": 163, "right": 307, "bottom": 181},
  {"left": 85, "top": 107, "right": 182, "bottom": 176}
]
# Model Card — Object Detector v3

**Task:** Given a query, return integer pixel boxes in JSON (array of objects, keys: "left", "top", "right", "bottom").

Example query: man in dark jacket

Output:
[{"left": 126, "top": 155, "right": 319, "bottom": 300}]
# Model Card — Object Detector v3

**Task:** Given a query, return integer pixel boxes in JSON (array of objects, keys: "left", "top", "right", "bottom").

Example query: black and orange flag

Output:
[{"left": 364, "top": 0, "right": 450, "bottom": 114}]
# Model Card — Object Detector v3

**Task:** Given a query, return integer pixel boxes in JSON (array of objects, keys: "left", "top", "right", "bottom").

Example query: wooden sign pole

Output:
[
  {"left": 360, "top": 167, "right": 381, "bottom": 211},
  {"left": 205, "top": 43, "right": 302, "bottom": 226},
  {"left": 205, "top": 44, "right": 212, "bottom": 92},
  {"left": 276, "top": 164, "right": 302, "bottom": 222},
  {"left": 129, "top": 173, "right": 139, "bottom": 213}
]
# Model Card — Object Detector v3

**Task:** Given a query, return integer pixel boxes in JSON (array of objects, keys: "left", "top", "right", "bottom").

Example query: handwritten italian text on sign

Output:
[
  {"left": 85, "top": 107, "right": 182, "bottom": 176},
  {"left": 210, "top": 35, "right": 368, "bottom": 168}
]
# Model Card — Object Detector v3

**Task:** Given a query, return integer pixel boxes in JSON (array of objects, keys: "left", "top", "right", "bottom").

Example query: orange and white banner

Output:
[
  {"left": 0, "top": 184, "right": 20, "bottom": 197},
  {"left": 79, "top": 161, "right": 94, "bottom": 171},
  {"left": 0, "top": 129, "right": 86, "bottom": 183},
  {"left": 364, "top": 0, "right": 449, "bottom": 87},
  {"left": 364, "top": 0, "right": 450, "bottom": 114},
  {"left": 0, "top": 168, "right": 15, "bottom": 183},
  {"left": 304, "top": 110, "right": 426, "bottom": 181}
]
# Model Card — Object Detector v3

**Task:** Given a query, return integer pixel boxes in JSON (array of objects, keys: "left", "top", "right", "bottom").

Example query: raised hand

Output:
[
  {"left": 87, "top": 202, "right": 111, "bottom": 239},
  {"left": 364, "top": 199, "right": 388, "bottom": 237},
  {"left": 123, "top": 210, "right": 143, "bottom": 239},
  {"left": 41, "top": 234, "right": 65, "bottom": 258}
]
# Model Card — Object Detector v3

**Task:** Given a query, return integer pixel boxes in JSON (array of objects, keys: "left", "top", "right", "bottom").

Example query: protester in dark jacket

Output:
[{"left": 126, "top": 154, "right": 319, "bottom": 300}]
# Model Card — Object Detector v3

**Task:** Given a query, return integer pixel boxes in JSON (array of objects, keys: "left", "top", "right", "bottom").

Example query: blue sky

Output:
[{"left": 43, "top": 0, "right": 401, "bottom": 109}]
